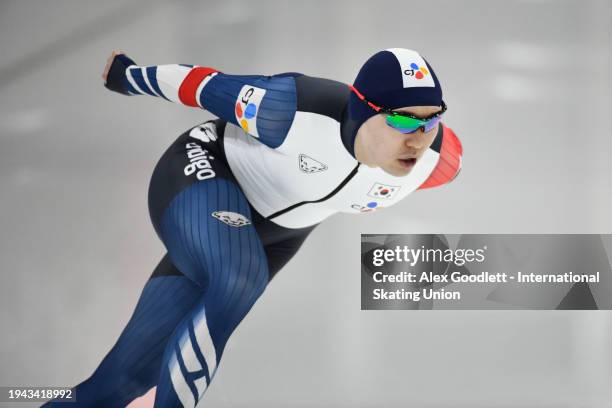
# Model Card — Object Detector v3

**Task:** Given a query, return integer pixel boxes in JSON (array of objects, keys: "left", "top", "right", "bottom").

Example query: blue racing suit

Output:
[{"left": 43, "top": 54, "right": 462, "bottom": 407}]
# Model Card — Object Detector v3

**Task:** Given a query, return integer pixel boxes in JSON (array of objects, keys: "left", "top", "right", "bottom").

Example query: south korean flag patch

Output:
[
  {"left": 212, "top": 211, "right": 251, "bottom": 227},
  {"left": 367, "top": 183, "right": 400, "bottom": 200}
]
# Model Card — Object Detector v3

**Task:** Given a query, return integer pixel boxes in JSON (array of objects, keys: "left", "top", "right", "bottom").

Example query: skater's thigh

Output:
[{"left": 147, "top": 120, "right": 268, "bottom": 291}]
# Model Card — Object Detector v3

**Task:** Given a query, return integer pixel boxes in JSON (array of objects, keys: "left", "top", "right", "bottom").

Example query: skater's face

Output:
[{"left": 355, "top": 105, "right": 442, "bottom": 177}]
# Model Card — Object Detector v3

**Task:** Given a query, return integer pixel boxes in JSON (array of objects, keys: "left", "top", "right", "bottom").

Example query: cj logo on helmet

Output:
[
  {"left": 404, "top": 63, "right": 429, "bottom": 80},
  {"left": 235, "top": 85, "right": 266, "bottom": 138},
  {"left": 387, "top": 48, "right": 435, "bottom": 88}
]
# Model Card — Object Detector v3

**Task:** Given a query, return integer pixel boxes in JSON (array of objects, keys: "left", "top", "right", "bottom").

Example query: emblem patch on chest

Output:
[
  {"left": 367, "top": 183, "right": 401, "bottom": 199},
  {"left": 211, "top": 211, "right": 251, "bottom": 227},
  {"left": 298, "top": 154, "right": 328, "bottom": 173},
  {"left": 351, "top": 202, "right": 379, "bottom": 213}
]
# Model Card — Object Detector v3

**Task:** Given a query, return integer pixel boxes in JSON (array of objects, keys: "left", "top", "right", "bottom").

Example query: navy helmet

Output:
[{"left": 348, "top": 48, "right": 443, "bottom": 135}]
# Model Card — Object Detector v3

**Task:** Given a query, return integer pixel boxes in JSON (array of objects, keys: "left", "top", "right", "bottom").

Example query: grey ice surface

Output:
[{"left": 0, "top": 0, "right": 611, "bottom": 407}]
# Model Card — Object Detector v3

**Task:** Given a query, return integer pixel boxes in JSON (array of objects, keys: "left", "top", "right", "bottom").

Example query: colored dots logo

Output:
[
  {"left": 235, "top": 101, "right": 258, "bottom": 133},
  {"left": 244, "top": 103, "right": 257, "bottom": 119},
  {"left": 408, "top": 62, "right": 430, "bottom": 80},
  {"left": 351, "top": 202, "right": 382, "bottom": 213},
  {"left": 234, "top": 85, "right": 266, "bottom": 138},
  {"left": 240, "top": 119, "right": 249, "bottom": 132}
]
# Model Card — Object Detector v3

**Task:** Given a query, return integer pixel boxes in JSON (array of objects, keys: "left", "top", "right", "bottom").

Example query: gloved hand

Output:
[{"left": 102, "top": 50, "right": 137, "bottom": 95}]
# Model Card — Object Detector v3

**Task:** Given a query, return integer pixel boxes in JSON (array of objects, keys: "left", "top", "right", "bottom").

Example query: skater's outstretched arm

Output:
[{"left": 102, "top": 51, "right": 297, "bottom": 148}]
